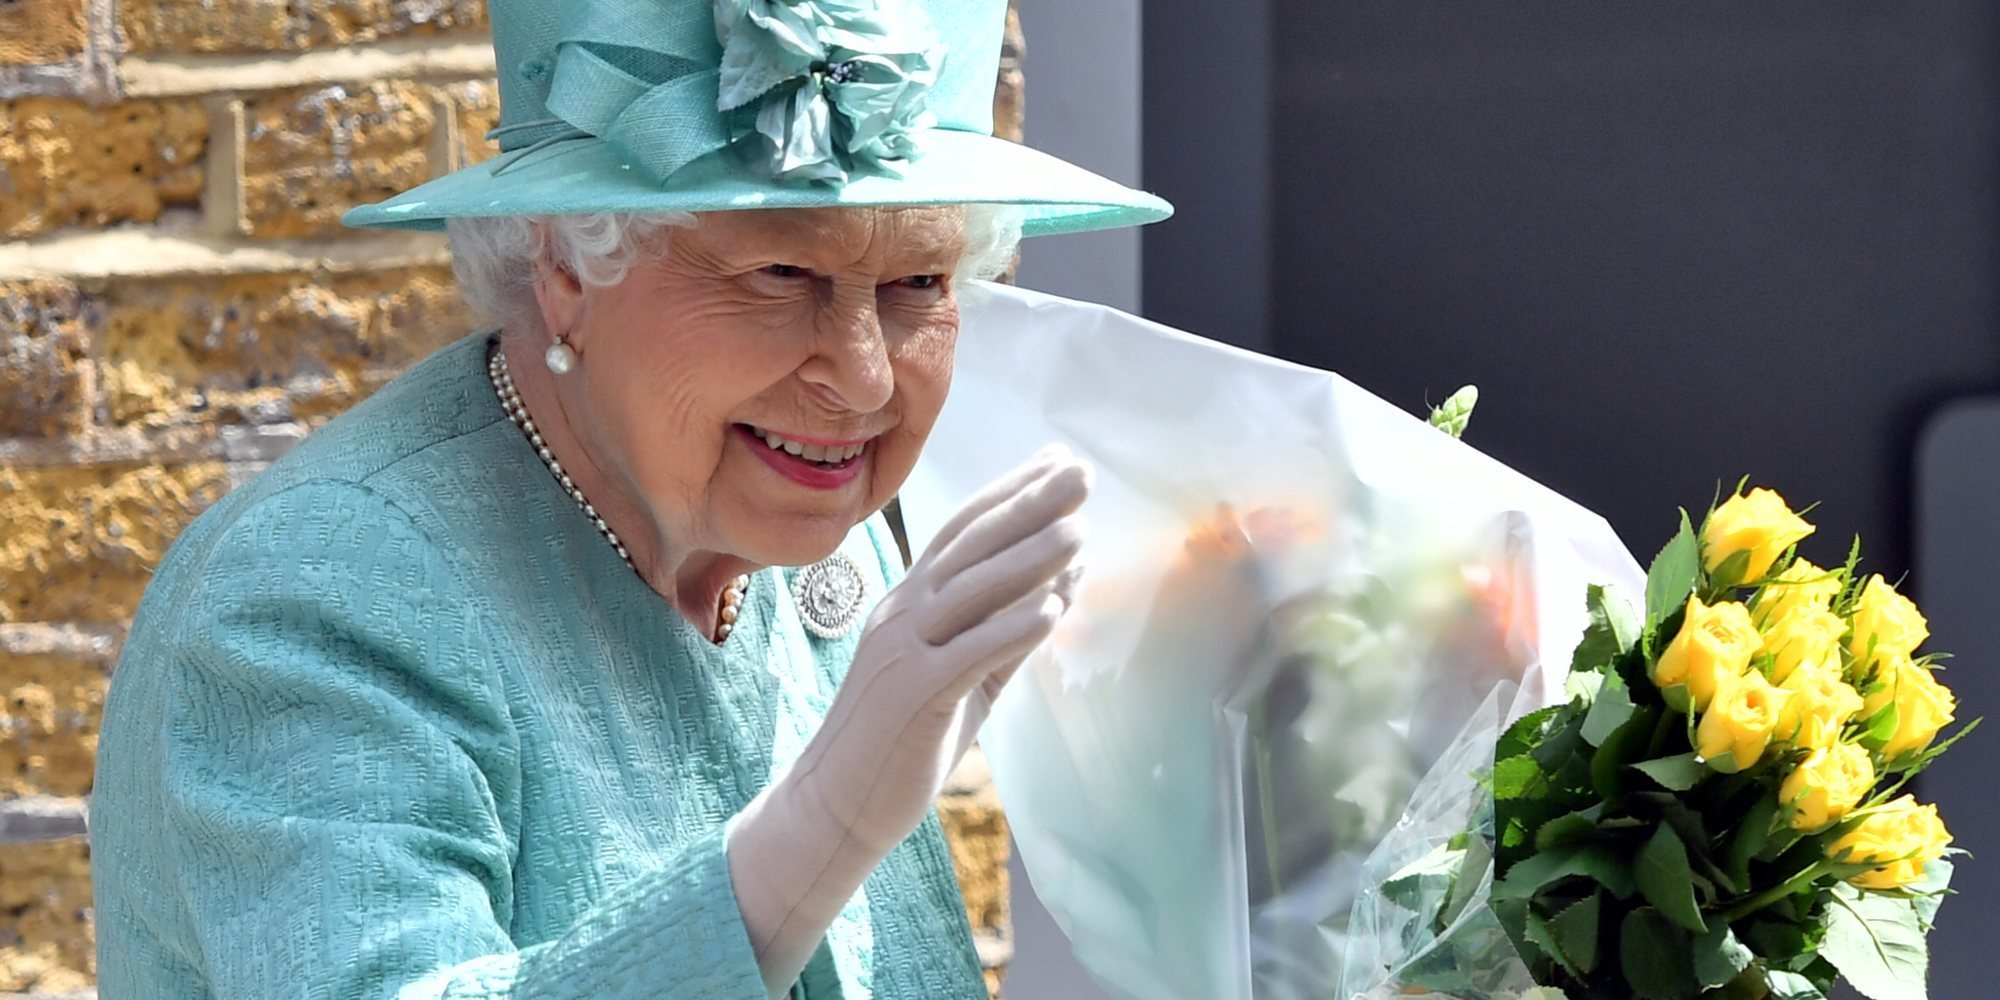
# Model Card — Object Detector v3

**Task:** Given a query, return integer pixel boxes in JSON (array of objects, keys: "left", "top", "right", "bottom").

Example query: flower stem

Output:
[
  {"left": 1645, "top": 705, "right": 1678, "bottom": 759},
  {"left": 1721, "top": 860, "right": 1831, "bottom": 922},
  {"left": 1250, "top": 698, "right": 1285, "bottom": 903}
]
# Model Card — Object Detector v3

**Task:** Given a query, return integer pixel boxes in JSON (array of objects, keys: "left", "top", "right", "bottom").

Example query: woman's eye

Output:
[{"left": 894, "top": 274, "right": 944, "bottom": 290}]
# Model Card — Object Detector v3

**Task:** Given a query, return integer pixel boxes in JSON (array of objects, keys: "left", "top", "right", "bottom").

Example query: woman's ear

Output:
[{"left": 530, "top": 252, "right": 586, "bottom": 348}]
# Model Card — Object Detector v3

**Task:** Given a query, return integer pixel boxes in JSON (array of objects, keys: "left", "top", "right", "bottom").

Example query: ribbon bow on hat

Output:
[{"left": 512, "top": 0, "right": 942, "bottom": 185}]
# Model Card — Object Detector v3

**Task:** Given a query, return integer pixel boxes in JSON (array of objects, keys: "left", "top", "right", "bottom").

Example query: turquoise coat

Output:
[{"left": 92, "top": 333, "right": 989, "bottom": 999}]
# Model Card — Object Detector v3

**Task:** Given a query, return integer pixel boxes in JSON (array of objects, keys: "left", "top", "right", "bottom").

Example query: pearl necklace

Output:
[{"left": 488, "top": 345, "right": 750, "bottom": 642}]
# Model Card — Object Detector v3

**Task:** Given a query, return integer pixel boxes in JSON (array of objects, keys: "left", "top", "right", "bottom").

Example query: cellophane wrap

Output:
[
  {"left": 1340, "top": 684, "right": 1539, "bottom": 1000},
  {"left": 900, "top": 283, "right": 1645, "bottom": 1000}
]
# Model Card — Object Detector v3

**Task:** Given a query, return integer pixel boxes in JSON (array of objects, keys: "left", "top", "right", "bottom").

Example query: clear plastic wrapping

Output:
[{"left": 900, "top": 283, "right": 1644, "bottom": 1000}]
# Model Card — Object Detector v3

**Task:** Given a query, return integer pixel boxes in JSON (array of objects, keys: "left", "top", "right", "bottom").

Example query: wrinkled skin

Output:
[{"left": 499, "top": 205, "right": 969, "bottom": 633}]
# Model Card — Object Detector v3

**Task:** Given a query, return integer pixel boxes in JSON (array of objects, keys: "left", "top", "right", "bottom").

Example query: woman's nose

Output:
[{"left": 799, "top": 297, "right": 895, "bottom": 413}]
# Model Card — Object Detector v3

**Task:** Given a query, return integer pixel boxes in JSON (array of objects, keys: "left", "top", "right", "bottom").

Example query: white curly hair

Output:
[{"left": 446, "top": 206, "right": 1025, "bottom": 331}]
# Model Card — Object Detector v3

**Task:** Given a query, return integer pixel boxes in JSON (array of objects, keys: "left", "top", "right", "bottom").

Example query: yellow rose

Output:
[
  {"left": 1752, "top": 559, "right": 1843, "bottom": 629},
  {"left": 1849, "top": 575, "right": 1929, "bottom": 664},
  {"left": 1653, "top": 597, "right": 1760, "bottom": 712},
  {"left": 1829, "top": 795, "right": 1953, "bottom": 890},
  {"left": 1782, "top": 743, "right": 1875, "bottom": 831},
  {"left": 1861, "top": 655, "right": 1957, "bottom": 760},
  {"left": 1759, "top": 605, "right": 1847, "bottom": 685},
  {"left": 1697, "top": 669, "right": 1791, "bottom": 772},
  {"left": 1702, "top": 488, "right": 1815, "bottom": 583},
  {"left": 1777, "top": 661, "right": 1866, "bottom": 749}
]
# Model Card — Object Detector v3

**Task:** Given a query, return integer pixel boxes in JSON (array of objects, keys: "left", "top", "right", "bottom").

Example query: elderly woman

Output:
[{"left": 90, "top": 0, "right": 1168, "bottom": 997}]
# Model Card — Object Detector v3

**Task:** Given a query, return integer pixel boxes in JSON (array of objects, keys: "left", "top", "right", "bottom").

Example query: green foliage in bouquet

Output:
[
  {"left": 1428, "top": 385, "right": 1481, "bottom": 440},
  {"left": 1425, "top": 487, "right": 1975, "bottom": 1000}
]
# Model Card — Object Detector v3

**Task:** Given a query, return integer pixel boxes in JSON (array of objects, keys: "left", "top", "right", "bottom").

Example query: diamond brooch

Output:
[{"left": 794, "top": 552, "right": 868, "bottom": 639}]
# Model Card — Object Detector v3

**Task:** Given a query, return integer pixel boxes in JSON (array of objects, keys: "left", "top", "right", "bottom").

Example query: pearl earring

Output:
[{"left": 544, "top": 339, "right": 578, "bottom": 374}]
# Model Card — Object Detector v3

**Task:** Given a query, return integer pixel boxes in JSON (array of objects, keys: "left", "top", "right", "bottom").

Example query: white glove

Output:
[{"left": 728, "top": 446, "right": 1090, "bottom": 998}]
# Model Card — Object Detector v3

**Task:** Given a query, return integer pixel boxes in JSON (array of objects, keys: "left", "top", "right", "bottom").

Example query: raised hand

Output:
[{"left": 728, "top": 446, "right": 1091, "bottom": 997}]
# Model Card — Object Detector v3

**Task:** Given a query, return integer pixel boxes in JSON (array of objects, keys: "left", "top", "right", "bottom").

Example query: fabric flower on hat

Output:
[{"left": 714, "top": 0, "right": 942, "bottom": 183}]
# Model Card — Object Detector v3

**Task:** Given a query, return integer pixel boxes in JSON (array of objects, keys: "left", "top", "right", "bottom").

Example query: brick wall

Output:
[{"left": 0, "top": 4, "right": 1026, "bottom": 996}]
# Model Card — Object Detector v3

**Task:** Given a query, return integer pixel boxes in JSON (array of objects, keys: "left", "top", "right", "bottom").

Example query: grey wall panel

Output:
[
  {"left": 1915, "top": 399, "right": 2000, "bottom": 989},
  {"left": 1007, "top": 2, "right": 1139, "bottom": 997}
]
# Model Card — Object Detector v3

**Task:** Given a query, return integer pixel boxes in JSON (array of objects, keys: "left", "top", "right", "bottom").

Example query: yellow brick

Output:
[
  {"left": 937, "top": 781, "right": 1011, "bottom": 936},
  {"left": 993, "top": 2, "right": 1025, "bottom": 144},
  {"left": 0, "top": 280, "right": 94, "bottom": 439},
  {"left": 0, "top": 650, "right": 110, "bottom": 798},
  {"left": 0, "top": 97, "right": 209, "bottom": 240},
  {"left": 240, "top": 81, "right": 441, "bottom": 238},
  {"left": 446, "top": 80, "right": 503, "bottom": 169},
  {"left": 97, "top": 265, "right": 471, "bottom": 429},
  {"left": 336, "top": 265, "right": 476, "bottom": 366},
  {"left": 0, "top": 838, "right": 93, "bottom": 995},
  {"left": 0, "top": 0, "right": 88, "bottom": 65},
  {"left": 119, "top": 0, "right": 289, "bottom": 52},
  {"left": 0, "top": 463, "right": 229, "bottom": 624},
  {"left": 119, "top": 0, "right": 488, "bottom": 54}
]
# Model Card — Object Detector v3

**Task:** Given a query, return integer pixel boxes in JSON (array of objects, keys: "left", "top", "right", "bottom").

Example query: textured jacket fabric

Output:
[{"left": 91, "top": 332, "right": 988, "bottom": 1000}]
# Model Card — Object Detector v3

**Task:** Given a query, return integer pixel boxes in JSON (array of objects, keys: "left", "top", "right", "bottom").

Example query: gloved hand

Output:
[{"left": 728, "top": 445, "right": 1091, "bottom": 997}]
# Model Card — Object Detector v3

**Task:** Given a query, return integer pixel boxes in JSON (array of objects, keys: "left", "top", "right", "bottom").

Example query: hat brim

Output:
[{"left": 341, "top": 128, "right": 1172, "bottom": 238}]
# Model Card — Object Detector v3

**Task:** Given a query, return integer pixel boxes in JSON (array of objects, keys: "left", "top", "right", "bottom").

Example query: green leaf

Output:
[
  {"left": 1764, "top": 970, "right": 1829, "bottom": 1000},
  {"left": 1820, "top": 884, "right": 1933, "bottom": 1000},
  {"left": 1620, "top": 907, "right": 1699, "bottom": 1000},
  {"left": 1589, "top": 704, "right": 1659, "bottom": 804},
  {"left": 1380, "top": 843, "right": 1464, "bottom": 912},
  {"left": 1501, "top": 799, "right": 1571, "bottom": 856},
  {"left": 1565, "top": 668, "right": 1605, "bottom": 703},
  {"left": 1693, "top": 920, "right": 1756, "bottom": 988},
  {"left": 1635, "top": 824, "right": 1707, "bottom": 933},
  {"left": 1525, "top": 907, "right": 1584, "bottom": 980},
  {"left": 1572, "top": 583, "right": 1641, "bottom": 675},
  {"left": 1708, "top": 548, "right": 1755, "bottom": 593},
  {"left": 1438, "top": 833, "right": 1494, "bottom": 929},
  {"left": 1909, "top": 858, "right": 1954, "bottom": 926},
  {"left": 1862, "top": 701, "right": 1901, "bottom": 747},
  {"left": 1499, "top": 705, "right": 1563, "bottom": 761},
  {"left": 1427, "top": 383, "right": 1479, "bottom": 438},
  {"left": 1495, "top": 843, "right": 1636, "bottom": 901},
  {"left": 1533, "top": 806, "right": 1603, "bottom": 852},
  {"left": 1631, "top": 752, "right": 1708, "bottom": 792},
  {"left": 1582, "top": 668, "right": 1637, "bottom": 747},
  {"left": 1745, "top": 918, "right": 1813, "bottom": 967},
  {"left": 1494, "top": 753, "right": 1549, "bottom": 801},
  {"left": 1722, "top": 793, "right": 1779, "bottom": 887},
  {"left": 1645, "top": 511, "right": 1700, "bottom": 625},
  {"left": 1530, "top": 712, "right": 1589, "bottom": 773},
  {"left": 1546, "top": 889, "right": 1602, "bottom": 975}
]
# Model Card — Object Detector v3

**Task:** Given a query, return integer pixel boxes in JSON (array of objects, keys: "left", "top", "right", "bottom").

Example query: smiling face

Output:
[{"left": 557, "top": 205, "right": 967, "bottom": 568}]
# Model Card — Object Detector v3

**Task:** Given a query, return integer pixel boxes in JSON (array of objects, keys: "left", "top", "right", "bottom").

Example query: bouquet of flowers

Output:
[
  {"left": 1351, "top": 487, "right": 1976, "bottom": 1000},
  {"left": 902, "top": 282, "right": 1645, "bottom": 1000}
]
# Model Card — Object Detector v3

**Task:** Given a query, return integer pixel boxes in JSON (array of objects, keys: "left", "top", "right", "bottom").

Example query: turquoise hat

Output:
[{"left": 342, "top": 0, "right": 1172, "bottom": 238}]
